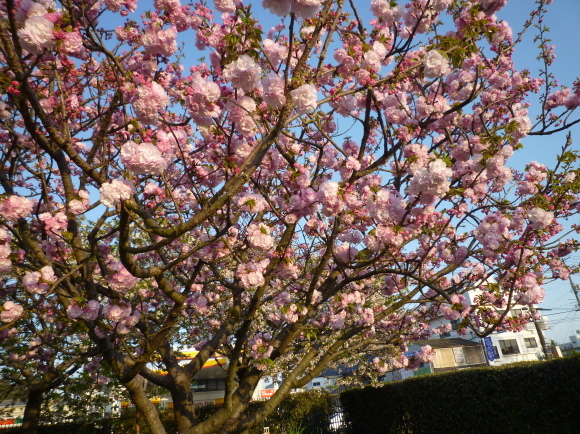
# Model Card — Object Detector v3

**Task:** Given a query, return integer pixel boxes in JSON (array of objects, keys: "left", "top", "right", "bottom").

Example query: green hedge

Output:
[
  {"left": 246, "top": 389, "right": 334, "bottom": 434},
  {"left": 340, "top": 355, "right": 580, "bottom": 434}
]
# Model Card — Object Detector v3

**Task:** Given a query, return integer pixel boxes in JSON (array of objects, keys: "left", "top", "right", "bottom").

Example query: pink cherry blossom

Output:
[
  {"left": 39, "top": 212, "right": 68, "bottom": 236},
  {"left": 186, "top": 73, "right": 221, "bottom": 126},
  {"left": 121, "top": 141, "right": 168, "bottom": 176},
  {"left": 223, "top": 55, "right": 262, "bottom": 92},
  {"left": 291, "top": 0, "right": 321, "bottom": 19},
  {"left": 15, "top": 0, "right": 48, "bottom": 23},
  {"left": 423, "top": 50, "right": 451, "bottom": 79},
  {"left": 329, "top": 313, "right": 346, "bottom": 329},
  {"left": 475, "top": 213, "right": 511, "bottom": 250},
  {"left": 81, "top": 300, "right": 101, "bottom": 321},
  {"left": 67, "top": 304, "right": 83, "bottom": 319},
  {"left": 104, "top": 0, "right": 126, "bottom": 12},
  {"left": 247, "top": 223, "right": 274, "bottom": 250},
  {"left": 132, "top": 82, "right": 169, "bottom": 125},
  {"left": 367, "top": 189, "right": 406, "bottom": 225},
  {"left": 235, "top": 193, "right": 269, "bottom": 213},
  {"left": 370, "top": 0, "right": 401, "bottom": 24},
  {"left": 263, "top": 72, "right": 286, "bottom": 108},
  {"left": 61, "top": 31, "right": 86, "bottom": 58},
  {"left": 262, "top": 0, "right": 292, "bottom": 16},
  {"left": 408, "top": 159, "right": 452, "bottom": 204},
  {"left": 0, "top": 195, "right": 34, "bottom": 221},
  {"left": 40, "top": 266, "right": 56, "bottom": 282},
  {"left": 1, "top": 301, "right": 24, "bottom": 323},
  {"left": 103, "top": 304, "right": 127, "bottom": 322},
  {"left": 290, "top": 84, "right": 317, "bottom": 115},
  {"left": 22, "top": 271, "right": 41, "bottom": 287},
  {"left": 18, "top": 16, "right": 55, "bottom": 54},
  {"left": 214, "top": 0, "right": 237, "bottom": 13},
  {"left": 117, "top": 312, "right": 141, "bottom": 334},
  {"left": 0, "top": 259, "right": 12, "bottom": 276},
  {"left": 69, "top": 190, "right": 90, "bottom": 215},
  {"left": 237, "top": 262, "right": 266, "bottom": 289},
  {"left": 106, "top": 261, "right": 139, "bottom": 294},
  {"left": 527, "top": 207, "right": 554, "bottom": 230},
  {"left": 143, "top": 25, "right": 178, "bottom": 57},
  {"left": 99, "top": 179, "right": 136, "bottom": 208},
  {"left": 263, "top": 39, "right": 287, "bottom": 66},
  {"left": 317, "top": 181, "right": 344, "bottom": 216},
  {"left": 335, "top": 243, "right": 358, "bottom": 263}
]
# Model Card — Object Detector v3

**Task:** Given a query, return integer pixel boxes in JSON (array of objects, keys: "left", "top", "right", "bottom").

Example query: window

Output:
[
  {"left": 493, "top": 346, "right": 500, "bottom": 359},
  {"left": 440, "top": 331, "right": 451, "bottom": 338},
  {"left": 499, "top": 339, "right": 520, "bottom": 355},
  {"left": 452, "top": 347, "right": 465, "bottom": 364},
  {"left": 313, "top": 382, "right": 321, "bottom": 387},
  {"left": 524, "top": 337, "right": 538, "bottom": 349},
  {"left": 451, "top": 319, "right": 459, "bottom": 330},
  {"left": 433, "top": 348, "right": 455, "bottom": 368},
  {"left": 192, "top": 378, "right": 226, "bottom": 392},
  {"left": 464, "top": 347, "right": 486, "bottom": 365}
]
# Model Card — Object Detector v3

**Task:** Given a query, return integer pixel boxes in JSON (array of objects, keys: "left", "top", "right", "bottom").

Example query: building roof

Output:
[{"left": 413, "top": 338, "right": 481, "bottom": 349}]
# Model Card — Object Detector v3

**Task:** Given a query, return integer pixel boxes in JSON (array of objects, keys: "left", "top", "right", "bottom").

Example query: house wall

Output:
[
  {"left": 304, "top": 376, "right": 336, "bottom": 391},
  {"left": 486, "top": 328, "right": 545, "bottom": 365}
]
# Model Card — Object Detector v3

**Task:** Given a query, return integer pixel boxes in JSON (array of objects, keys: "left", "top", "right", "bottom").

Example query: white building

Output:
[
  {"left": 559, "top": 331, "right": 580, "bottom": 355},
  {"left": 303, "top": 365, "right": 359, "bottom": 392},
  {"left": 430, "top": 288, "right": 551, "bottom": 366}
]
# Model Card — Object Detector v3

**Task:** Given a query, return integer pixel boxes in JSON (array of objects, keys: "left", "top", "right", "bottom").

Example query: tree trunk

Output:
[
  {"left": 170, "top": 375, "right": 197, "bottom": 433},
  {"left": 124, "top": 377, "right": 167, "bottom": 434},
  {"left": 20, "top": 388, "right": 44, "bottom": 434}
]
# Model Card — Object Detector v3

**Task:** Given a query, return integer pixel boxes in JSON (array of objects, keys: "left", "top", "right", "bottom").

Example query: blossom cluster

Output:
[
  {"left": 223, "top": 55, "right": 262, "bottom": 92},
  {"left": 131, "top": 82, "right": 170, "bottom": 125},
  {"left": 0, "top": 195, "right": 34, "bottom": 221},
  {"left": 67, "top": 300, "right": 100, "bottom": 321},
  {"left": 121, "top": 141, "right": 168, "bottom": 176},
  {"left": 99, "top": 179, "right": 136, "bottom": 208},
  {"left": 236, "top": 259, "right": 269, "bottom": 289}
]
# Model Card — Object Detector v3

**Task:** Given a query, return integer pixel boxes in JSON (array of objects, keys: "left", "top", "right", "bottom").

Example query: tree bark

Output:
[
  {"left": 20, "top": 388, "right": 44, "bottom": 434},
  {"left": 124, "top": 377, "right": 167, "bottom": 434},
  {"left": 169, "top": 374, "right": 196, "bottom": 433}
]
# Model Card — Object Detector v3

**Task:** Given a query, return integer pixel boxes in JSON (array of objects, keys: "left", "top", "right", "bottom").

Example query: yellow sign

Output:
[{"left": 153, "top": 351, "right": 228, "bottom": 375}]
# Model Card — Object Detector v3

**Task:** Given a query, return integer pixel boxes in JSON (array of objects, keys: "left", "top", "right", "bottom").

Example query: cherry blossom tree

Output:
[{"left": 1, "top": 0, "right": 580, "bottom": 433}]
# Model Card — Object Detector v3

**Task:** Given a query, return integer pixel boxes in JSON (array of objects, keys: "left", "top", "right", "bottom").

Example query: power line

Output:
[{"left": 545, "top": 309, "right": 580, "bottom": 316}]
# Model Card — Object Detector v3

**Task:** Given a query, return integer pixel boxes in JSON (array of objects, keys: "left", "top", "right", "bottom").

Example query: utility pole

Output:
[
  {"left": 534, "top": 317, "right": 551, "bottom": 360},
  {"left": 532, "top": 308, "right": 552, "bottom": 360},
  {"left": 569, "top": 277, "right": 580, "bottom": 309}
]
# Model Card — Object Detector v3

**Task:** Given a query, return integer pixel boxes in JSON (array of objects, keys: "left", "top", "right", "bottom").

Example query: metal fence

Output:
[{"left": 300, "top": 408, "right": 351, "bottom": 433}]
